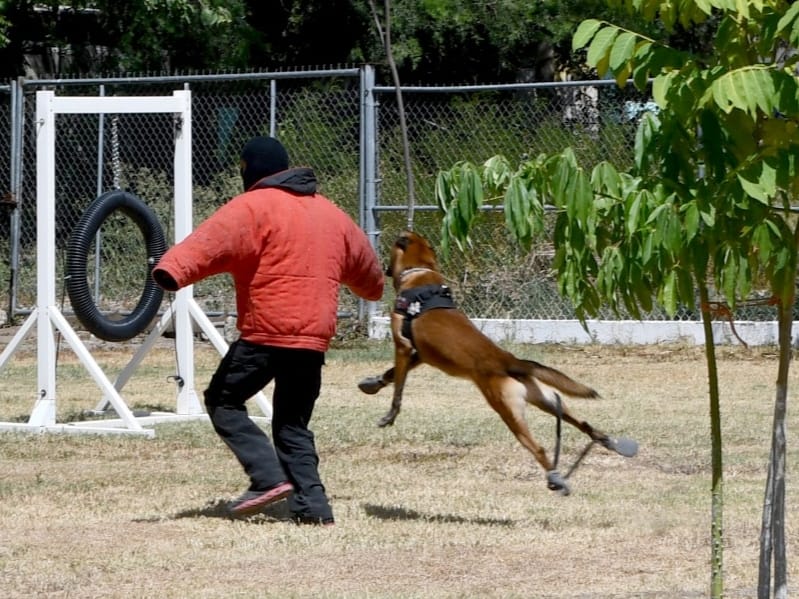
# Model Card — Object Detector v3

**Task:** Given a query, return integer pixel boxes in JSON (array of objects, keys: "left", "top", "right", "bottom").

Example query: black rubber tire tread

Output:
[{"left": 66, "top": 190, "right": 167, "bottom": 342}]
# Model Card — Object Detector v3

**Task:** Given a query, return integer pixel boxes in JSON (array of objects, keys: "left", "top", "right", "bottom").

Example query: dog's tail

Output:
[{"left": 509, "top": 359, "right": 599, "bottom": 399}]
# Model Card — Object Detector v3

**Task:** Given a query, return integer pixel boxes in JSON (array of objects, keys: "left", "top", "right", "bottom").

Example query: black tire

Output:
[{"left": 66, "top": 190, "right": 168, "bottom": 342}]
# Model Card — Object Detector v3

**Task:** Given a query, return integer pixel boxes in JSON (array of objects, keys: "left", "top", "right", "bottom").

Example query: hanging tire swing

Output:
[{"left": 66, "top": 190, "right": 168, "bottom": 342}]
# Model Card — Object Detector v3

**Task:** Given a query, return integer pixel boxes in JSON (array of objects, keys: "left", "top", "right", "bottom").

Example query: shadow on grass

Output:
[
  {"left": 170, "top": 499, "right": 236, "bottom": 520},
  {"left": 135, "top": 498, "right": 294, "bottom": 523},
  {"left": 137, "top": 501, "right": 514, "bottom": 526},
  {"left": 363, "top": 503, "right": 515, "bottom": 526}
]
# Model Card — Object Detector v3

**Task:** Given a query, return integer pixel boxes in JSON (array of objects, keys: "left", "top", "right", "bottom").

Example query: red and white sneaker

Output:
[{"left": 229, "top": 481, "right": 294, "bottom": 517}]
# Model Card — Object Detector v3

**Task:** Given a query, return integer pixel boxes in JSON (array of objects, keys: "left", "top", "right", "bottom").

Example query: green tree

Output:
[
  {"left": 101, "top": 0, "right": 251, "bottom": 72},
  {"left": 434, "top": 2, "right": 799, "bottom": 597},
  {"left": 358, "top": 0, "right": 655, "bottom": 83},
  {"left": 0, "top": 0, "right": 252, "bottom": 77},
  {"left": 0, "top": 1, "right": 654, "bottom": 81}
]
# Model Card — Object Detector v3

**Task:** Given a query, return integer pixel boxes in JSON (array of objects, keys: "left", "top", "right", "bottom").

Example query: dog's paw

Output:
[
  {"left": 377, "top": 412, "right": 397, "bottom": 427},
  {"left": 602, "top": 436, "right": 639, "bottom": 458},
  {"left": 546, "top": 470, "right": 571, "bottom": 496},
  {"left": 358, "top": 376, "right": 386, "bottom": 395}
]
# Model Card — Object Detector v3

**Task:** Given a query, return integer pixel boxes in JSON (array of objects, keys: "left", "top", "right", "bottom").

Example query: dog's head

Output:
[{"left": 385, "top": 230, "right": 439, "bottom": 289}]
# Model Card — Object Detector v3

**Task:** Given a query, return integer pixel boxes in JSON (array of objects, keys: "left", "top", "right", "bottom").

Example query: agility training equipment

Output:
[
  {"left": 66, "top": 189, "right": 167, "bottom": 342},
  {"left": 0, "top": 90, "right": 271, "bottom": 436}
]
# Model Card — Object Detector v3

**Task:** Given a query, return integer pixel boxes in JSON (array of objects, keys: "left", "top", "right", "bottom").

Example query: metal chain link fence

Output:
[
  {"left": 5, "top": 71, "right": 366, "bottom": 338},
  {"left": 373, "top": 81, "right": 664, "bottom": 321},
  {"left": 0, "top": 85, "right": 11, "bottom": 323},
  {"left": 0, "top": 68, "right": 782, "bottom": 340},
  {"left": 372, "top": 81, "right": 780, "bottom": 323}
]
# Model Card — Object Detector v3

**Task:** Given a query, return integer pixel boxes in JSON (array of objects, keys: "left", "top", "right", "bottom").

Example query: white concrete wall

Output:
[{"left": 369, "top": 317, "right": 796, "bottom": 346}]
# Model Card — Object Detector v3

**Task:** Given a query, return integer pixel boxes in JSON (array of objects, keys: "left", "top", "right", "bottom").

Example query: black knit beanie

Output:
[{"left": 240, "top": 136, "right": 290, "bottom": 190}]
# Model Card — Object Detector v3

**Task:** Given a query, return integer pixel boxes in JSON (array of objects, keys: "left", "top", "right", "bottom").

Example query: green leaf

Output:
[
  {"left": 776, "top": 71, "right": 799, "bottom": 116},
  {"left": 466, "top": 167, "right": 484, "bottom": 219},
  {"left": 700, "top": 204, "right": 716, "bottom": 227},
  {"left": 572, "top": 169, "right": 593, "bottom": 227},
  {"left": 737, "top": 252, "right": 752, "bottom": 300},
  {"left": 448, "top": 163, "right": 483, "bottom": 236},
  {"left": 663, "top": 208, "right": 682, "bottom": 254},
  {"left": 626, "top": 193, "right": 643, "bottom": 237},
  {"left": 752, "top": 222, "right": 773, "bottom": 266},
  {"left": 482, "top": 155, "right": 512, "bottom": 193},
  {"left": 737, "top": 161, "right": 777, "bottom": 204},
  {"left": 573, "top": 19, "right": 603, "bottom": 51},
  {"left": 641, "top": 233, "right": 655, "bottom": 266},
  {"left": 434, "top": 170, "right": 454, "bottom": 212},
  {"left": 771, "top": 147, "right": 799, "bottom": 194},
  {"left": 634, "top": 112, "right": 659, "bottom": 172},
  {"left": 711, "top": 66, "right": 779, "bottom": 116},
  {"left": 677, "top": 268, "right": 695, "bottom": 310},
  {"left": 776, "top": 1, "right": 799, "bottom": 38},
  {"left": 644, "top": 202, "right": 669, "bottom": 226},
  {"left": 614, "top": 62, "right": 633, "bottom": 87},
  {"left": 694, "top": 0, "right": 715, "bottom": 16},
  {"left": 586, "top": 27, "right": 620, "bottom": 72},
  {"left": 609, "top": 32, "right": 637, "bottom": 71},
  {"left": 756, "top": 11, "right": 780, "bottom": 59},
  {"left": 683, "top": 202, "right": 700, "bottom": 242},
  {"left": 504, "top": 176, "right": 532, "bottom": 248},
  {"left": 551, "top": 154, "right": 576, "bottom": 209},
  {"left": 632, "top": 41, "right": 654, "bottom": 89},
  {"left": 722, "top": 248, "right": 738, "bottom": 304},
  {"left": 652, "top": 71, "right": 678, "bottom": 107},
  {"left": 591, "top": 161, "right": 621, "bottom": 199},
  {"left": 661, "top": 270, "right": 678, "bottom": 316}
]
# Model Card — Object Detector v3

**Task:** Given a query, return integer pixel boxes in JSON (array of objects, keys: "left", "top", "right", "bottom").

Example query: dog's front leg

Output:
[
  {"left": 377, "top": 344, "right": 414, "bottom": 427},
  {"left": 358, "top": 351, "right": 421, "bottom": 396},
  {"left": 358, "top": 312, "right": 410, "bottom": 395}
]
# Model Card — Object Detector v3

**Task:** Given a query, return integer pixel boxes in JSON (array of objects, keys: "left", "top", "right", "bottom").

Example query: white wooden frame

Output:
[{"left": 0, "top": 90, "right": 271, "bottom": 436}]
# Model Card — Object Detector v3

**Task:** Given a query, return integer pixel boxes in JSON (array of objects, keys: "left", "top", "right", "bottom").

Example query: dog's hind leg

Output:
[
  {"left": 524, "top": 381, "right": 638, "bottom": 458},
  {"left": 478, "top": 376, "right": 570, "bottom": 495}
]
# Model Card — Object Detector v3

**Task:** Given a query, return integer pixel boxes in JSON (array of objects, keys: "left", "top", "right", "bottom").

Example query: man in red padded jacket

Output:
[{"left": 153, "top": 136, "right": 384, "bottom": 525}]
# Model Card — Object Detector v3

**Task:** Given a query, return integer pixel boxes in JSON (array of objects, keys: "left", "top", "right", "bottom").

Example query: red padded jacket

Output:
[{"left": 153, "top": 168, "right": 384, "bottom": 352}]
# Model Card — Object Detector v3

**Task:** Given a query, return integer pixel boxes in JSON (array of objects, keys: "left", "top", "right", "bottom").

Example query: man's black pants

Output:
[{"left": 204, "top": 339, "right": 332, "bottom": 521}]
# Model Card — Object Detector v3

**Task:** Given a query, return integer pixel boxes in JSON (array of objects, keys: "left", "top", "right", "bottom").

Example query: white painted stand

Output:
[{"left": 0, "top": 90, "right": 271, "bottom": 436}]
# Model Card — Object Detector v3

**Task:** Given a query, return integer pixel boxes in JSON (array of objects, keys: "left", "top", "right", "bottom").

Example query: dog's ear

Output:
[
  {"left": 395, "top": 234, "right": 410, "bottom": 251},
  {"left": 384, "top": 233, "right": 409, "bottom": 278}
]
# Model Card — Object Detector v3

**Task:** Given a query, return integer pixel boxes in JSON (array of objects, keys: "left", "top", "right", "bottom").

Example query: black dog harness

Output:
[{"left": 394, "top": 283, "right": 456, "bottom": 346}]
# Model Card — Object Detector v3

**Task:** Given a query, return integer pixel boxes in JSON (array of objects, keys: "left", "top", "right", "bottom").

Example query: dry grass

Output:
[{"left": 0, "top": 339, "right": 797, "bottom": 598}]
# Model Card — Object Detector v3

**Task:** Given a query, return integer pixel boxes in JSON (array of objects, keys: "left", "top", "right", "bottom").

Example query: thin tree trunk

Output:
[
  {"left": 367, "top": 0, "right": 416, "bottom": 230},
  {"left": 758, "top": 446, "right": 775, "bottom": 597},
  {"left": 758, "top": 289, "right": 792, "bottom": 598},
  {"left": 757, "top": 216, "right": 797, "bottom": 599},
  {"left": 699, "top": 281, "right": 724, "bottom": 598}
]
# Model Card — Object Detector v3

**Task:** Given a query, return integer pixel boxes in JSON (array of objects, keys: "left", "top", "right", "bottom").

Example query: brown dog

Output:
[{"left": 358, "top": 230, "right": 637, "bottom": 495}]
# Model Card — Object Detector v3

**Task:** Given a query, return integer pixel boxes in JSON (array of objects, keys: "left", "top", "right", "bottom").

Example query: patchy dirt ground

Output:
[{"left": 0, "top": 331, "right": 796, "bottom": 598}]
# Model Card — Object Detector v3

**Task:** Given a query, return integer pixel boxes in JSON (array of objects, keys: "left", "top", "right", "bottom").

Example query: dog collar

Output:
[{"left": 399, "top": 267, "right": 435, "bottom": 281}]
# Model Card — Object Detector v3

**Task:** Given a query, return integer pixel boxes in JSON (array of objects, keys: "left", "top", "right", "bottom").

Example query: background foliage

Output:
[{"left": 0, "top": 0, "right": 655, "bottom": 82}]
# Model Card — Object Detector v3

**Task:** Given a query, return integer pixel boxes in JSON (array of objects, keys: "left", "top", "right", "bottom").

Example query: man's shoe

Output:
[
  {"left": 229, "top": 481, "right": 294, "bottom": 517},
  {"left": 292, "top": 513, "right": 335, "bottom": 527}
]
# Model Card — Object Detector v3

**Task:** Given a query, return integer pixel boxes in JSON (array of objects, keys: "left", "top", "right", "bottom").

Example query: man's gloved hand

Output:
[{"left": 152, "top": 268, "right": 179, "bottom": 292}]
